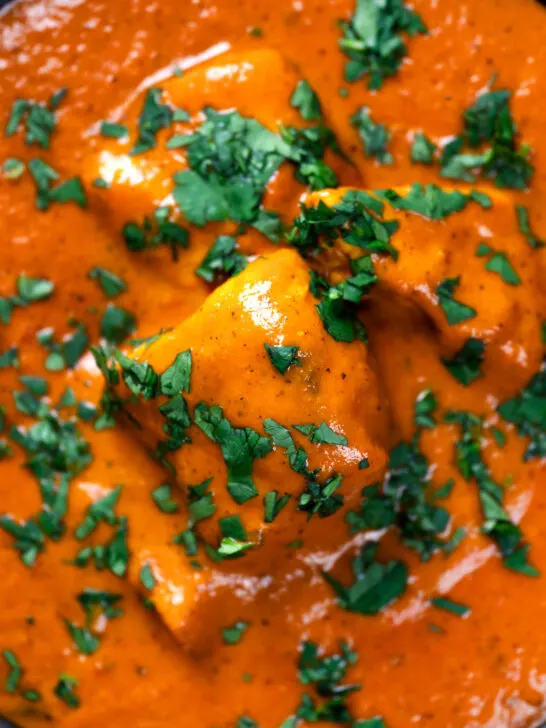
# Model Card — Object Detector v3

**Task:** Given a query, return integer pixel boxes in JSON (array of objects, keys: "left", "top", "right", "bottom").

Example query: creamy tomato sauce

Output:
[{"left": 0, "top": 0, "right": 545, "bottom": 727}]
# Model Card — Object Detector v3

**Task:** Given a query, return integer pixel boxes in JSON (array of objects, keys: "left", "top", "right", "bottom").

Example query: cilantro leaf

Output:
[
  {"left": 410, "top": 132, "right": 436, "bottom": 164},
  {"left": 195, "top": 235, "right": 248, "bottom": 283},
  {"left": 351, "top": 107, "right": 392, "bottom": 164},
  {"left": 338, "top": 0, "right": 427, "bottom": 90},
  {"left": 515, "top": 204, "right": 545, "bottom": 249},
  {"left": 441, "top": 338, "right": 485, "bottom": 385},
  {"left": 290, "top": 80, "right": 322, "bottom": 121},
  {"left": 498, "top": 366, "right": 545, "bottom": 461},
  {"left": 293, "top": 421, "right": 348, "bottom": 446},
  {"left": 131, "top": 88, "right": 173, "bottom": 155},
  {"left": 264, "top": 344, "right": 302, "bottom": 375},
  {"left": 160, "top": 349, "right": 192, "bottom": 396},
  {"left": 194, "top": 403, "right": 272, "bottom": 504},
  {"left": 435, "top": 277, "right": 477, "bottom": 326},
  {"left": 322, "top": 541, "right": 408, "bottom": 614},
  {"left": 376, "top": 183, "right": 491, "bottom": 219},
  {"left": 88, "top": 267, "right": 127, "bottom": 298}
]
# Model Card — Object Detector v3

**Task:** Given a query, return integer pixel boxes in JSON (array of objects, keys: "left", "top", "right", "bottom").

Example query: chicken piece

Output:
[
  {"left": 303, "top": 185, "right": 545, "bottom": 390},
  {"left": 82, "top": 49, "right": 360, "bottom": 285},
  {"left": 107, "top": 249, "right": 388, "bottom": 558}
]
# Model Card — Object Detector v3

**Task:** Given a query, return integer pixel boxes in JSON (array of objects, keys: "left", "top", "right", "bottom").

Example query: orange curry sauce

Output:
[{"left": 0, "top": 0, "right": 545, "bottom": 726}]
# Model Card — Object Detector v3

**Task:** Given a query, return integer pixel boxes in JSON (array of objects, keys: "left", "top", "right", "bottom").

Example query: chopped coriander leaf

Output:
[
  {"left": 217, "top": 537, "right": 253, "bottom": 558},
  {"left": 3, "top": 650, "right": 22, "bottom": 693},
  {"left": 414, "top": 389, "right": 437, "bottom": 429},
  {"left": 236, "top": 718, "right": 259, "bottom": 728},
  {"left": 441, "top": 338, "right": 485, "bottom": 385},
  {"left": 62, "top": 323, "right": 89, "bottom": 369},
  {"left": 298, "top": 473, "right": 344, "bottom": 519},
  {"left": 264, "top": 490, "right": 291, "bottom": 523},
  {"left": 54, "top": 674, "right": 80, "bottom": 709},
  {"left": 430, "top": 596, "right": 471, "bottom": 617},
  {"left": 376, "top": 183, "right": 491, "bottom": 220},
  {"left": 263, "top": 418, "right": 309, "bottom": 476},
  {"left": 476, "top": 242, "right": 493, "bottom": 257},
  {"left": 0, "top": 346, "right": 19, "bottom": 369},
  {"left": 219, "top": 514, "right": 247, "bottom": 542},
  {"left": 264, "top": 344, "right": 302, "bottom": 375},
  {"left": 74, "top": 487, "right": 122, "bottom": 540},
  {"left": 445, "top": 409, "right": 535, "bottom": 569},
  {"left": 160, "top": 349, "right": 192, "bottom": 396},
  {"left": 432, "top": 479, "right": 455, "bottom": 500},
  {"left": 443, "top": 525, "right": 466, "bottom": 556},
  {"left": 279, "top": 123, "right": 340, "bottom": 191},
  {"left": 345, "top": 484, "right": 395, "bottom": 535},
  {"left": 290, "top": 80, "right": 322, "bottom": 121},
  {"left": 194, "top": 403, "right": 272, "bottom": 504},
  {"left": 49, "top": 176, "right": 87, "bottom": 207},
  {"left": 440, "top": 88, "right": 534, "bottom": 189},
  {"left": 292, "top": 640, "right": 360, "bottom": 723},
  {"left": 504, "top": 545, "right": 540, "bottom": 577},
  {"left": 0, "top": 516, "right": 44, "bottom": 566},
  {"left": 16, "top": 275, "right": 54, "bottom": 303},
  {"left": 383, "top": 436, "right": 451, "bottom": 560},
  {"left": 122, "top": 206, "right": 189, "bottom": 261},
  {"left": 63, "top": 619, "right": 100, "bottom": 655},
  {"left": 338, "top": 0, "right": 427, "bottom": 89},
  {"left": 322, "top": 542, "right": 407, "bottom": 615},
  {"left": 88, "top": 267, "right": 127, "bottom": 298},
  {"left": 131, "top": 87, "right": 173, "bottom": 155},
  {"left": 222, "top": 621, "right": 249, "bottom": 645},
  {"left": 100, "top": 121, "right": 129, "bottom": 139},
  {"left": 195, "top": 235, "right": 248, "bottom": 283},
  {"left": 483, "top": 251, "right": 521, "bottom": 285},
  {"left": 2, "top": 157, "right": 25, "bottom": 179},
  {"left": 287, "top": 189, "right": 398, "bottom": 258},
  {"left": 5, "top": 89, "right": 66, "bottom": 148},
  {"left": 139, "top": 564, "right": 157, "bottom": 590},
  {"left": 152, "top": 483, "right": 178, "bottom": 513},
  {"left": 351, "top": 107, "right": 392, "bottom": 164},
  {"left": 353, "top": 720, "right": 386, "bottom": 728},
  {"left": 436, "top": 277, "right": 477, "bottom": 326},
  {"left": 411, "top": 132, "right": 436, "bottom": 164},
  {"left": 293, "top": 421, "right": 348, "bottom": 446},
  {"left": 498, "top": 366, "right": 545, "bottom": 461},
  {"left": 100, "top": 304, "right": 136, "bottom": 344},
  {"left": 515, "top": 204, "right": 544, "bottom": 249}
]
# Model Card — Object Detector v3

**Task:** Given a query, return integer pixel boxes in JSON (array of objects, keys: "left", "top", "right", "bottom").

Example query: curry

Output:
[{"left": 0, "top": 0, "right": 545, "bottom": 726}]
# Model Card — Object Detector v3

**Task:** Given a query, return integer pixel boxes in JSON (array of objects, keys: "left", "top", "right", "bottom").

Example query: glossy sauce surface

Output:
[{"left": 0, "top": 1, "right": 546, "bottom": 727}]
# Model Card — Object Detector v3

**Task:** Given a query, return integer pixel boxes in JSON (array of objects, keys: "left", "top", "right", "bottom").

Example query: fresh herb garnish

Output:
[
  {"left": 293, "top": 422, "right": 348, "bottom": 446},
  {"left": 222, "top": 620, "right": 249, "bottom": 645},
  {"left": 122, "top": 206, "right": 189, "bottom": 261},
  {"left": 338, "top": 0, "right": 427, "bottom": 89},
  {"left": 498, "top": 366, "right": 545, "bottom": 461},
  {"left": 515, "top": 204, "right": 544, "bottom": 249},
  {"left": 410, "top": 132, "right": 436, "bottom": 164},
  {"left": 351, "top": 107, "right": 392, "bottom": 164},
  {"left": 441, "top": 338, "right": 485, "bottom": 385},
  {"left": 322, "top": 541, "right": 408, "bottom": 615},
  {"left": 131, "top": 88, "right": 173, "bottom": 155},
  {"left": 195, "top": 235, "right": 248, "bottom": 283},
  {"left": 88, "top": 267, "right": 127, "bottom": 298},
  {"left": 53, "top": 674, "right": 80, "bottom": 709},
  {"left": 376, "top": 183, "right": 491, "bottom": 219},
  {"left": 290, "top": 80, "right": 322, "bottom": 121},
  {"left": 430, "top": 596, "right": 471, "bottom": 617},
  {"left": 440, "top": 87, "right": 534, "bottom": 189},
  {"left": 435, "top": 277, "right": 477, "bottom": 326},
  {"left": 194, "top": 403, "right": 272, "bottom": 504},
  {"left": 265, "top": 344, "right": 302, "bottom": 375}
]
